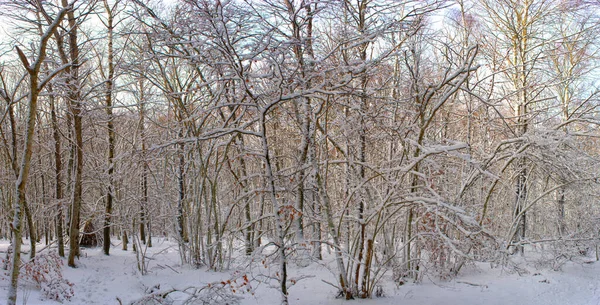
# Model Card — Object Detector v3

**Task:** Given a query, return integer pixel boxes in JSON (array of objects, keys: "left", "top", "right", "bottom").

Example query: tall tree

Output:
[
  {"left": 478, "top": 0, "right": 554, "bottom": 255},
  {"left": 101, "top": 0, "right": 119, "bottom": 256},
  {"left": 6, "top": 4, "right": 70, "bottom": 303}
]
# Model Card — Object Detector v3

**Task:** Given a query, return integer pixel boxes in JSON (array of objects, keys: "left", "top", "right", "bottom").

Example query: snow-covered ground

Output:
[{"left": 0, "top": 239, "right": 598, "bottom": 305}]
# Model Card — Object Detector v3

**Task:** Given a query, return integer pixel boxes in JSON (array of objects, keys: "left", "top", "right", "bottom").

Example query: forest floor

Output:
[{"left": 0, "top": 238, "right": 598, "bottom": 305}]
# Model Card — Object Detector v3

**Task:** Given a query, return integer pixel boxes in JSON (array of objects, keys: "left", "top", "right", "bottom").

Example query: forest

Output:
[{"left": 0, "top": 0, "right": 600, "bottom": 304}]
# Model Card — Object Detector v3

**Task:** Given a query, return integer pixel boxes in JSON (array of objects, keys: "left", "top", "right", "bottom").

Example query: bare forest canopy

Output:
[{"left": 1, "top": 0, "right": 600, "bottom": 304}]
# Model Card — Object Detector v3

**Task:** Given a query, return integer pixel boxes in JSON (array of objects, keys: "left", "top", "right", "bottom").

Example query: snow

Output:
[{"left": 0, "top": 239, "right": 599, "bottom": 305}]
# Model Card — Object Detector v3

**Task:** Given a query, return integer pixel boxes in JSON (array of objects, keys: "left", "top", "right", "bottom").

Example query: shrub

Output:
[{"left": 22, "top": 251, "right": 74, "bottom": 302}]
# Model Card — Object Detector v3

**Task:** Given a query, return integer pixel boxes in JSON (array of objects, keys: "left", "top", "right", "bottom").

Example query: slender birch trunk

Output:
[{"left": 103, "top": 0, "right": 116, "bottom": 256}]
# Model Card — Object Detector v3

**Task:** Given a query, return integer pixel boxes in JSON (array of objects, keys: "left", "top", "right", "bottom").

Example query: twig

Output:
[
  {"left": 158, "top": 263, "right": 180, "bottom": 274},
  {"left": 457, "top": 281, "right": 488, "bottom": 288},
  {"left": 321, "top": 279, "right": 342, "bottom": 290}
]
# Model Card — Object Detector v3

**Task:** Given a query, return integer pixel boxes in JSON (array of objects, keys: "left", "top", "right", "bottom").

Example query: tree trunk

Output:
[
  {"left": 122, "top": 230, "right": 128, "bottom": 251},
  {"left": 63, "top": 0, "right": 83, "bottom": 268},
  {"left": 23, "top": 199, "right": 36, "bottom": 259},
  {"left": 138, "top": 77, "right": 149, "bottom": 246},
  {"left": 103, "top": 0, "right": 116, "bottom": 256},
  {"left": 513, "top": 166, "right": 527, "bottom": 255},
  {"left": 557, "top": 187, "right": 566, "bottom": 237},
  {"left": 8, "top": 72, "right": 40, "bottom": 305},
  {"left": 177, "top": 143, "right": 186, "bottom": 243},
  {"left": 49, "top": 85, "right": 65, "bottom": 257},
  {"left": 7, "top": 6, "right": 68, "bottom": 302},
  {"left": 260, "top": 111, "right": 289, "bottom": 305}
]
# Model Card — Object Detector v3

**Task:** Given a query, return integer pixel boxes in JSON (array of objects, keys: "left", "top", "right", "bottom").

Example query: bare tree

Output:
[
  {"left": 5, "top": 3, "right": 70, "bottom": 303},
  {"left": 100, "top": 0, "right": 120, "bottom": 256}
]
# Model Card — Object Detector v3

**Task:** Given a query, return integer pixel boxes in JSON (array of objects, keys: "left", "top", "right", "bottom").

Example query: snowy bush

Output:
[
  {"left": 181, "top": 282, "right": 244, "bottom": 305},
  {"left": 532, "top": 240, "right": 597, "bottom": 271},
  {"left": 40, "top": 278, "right": 75, "bottom": 302},
  {"left": 21, "top": 251, "right": 74, "bottom": 302},
  {"left": 127, "top": 284, "right": 243, "bottom": 305},
  {"left": 127, "top": 273, "right": 249, "bottom": 305}
]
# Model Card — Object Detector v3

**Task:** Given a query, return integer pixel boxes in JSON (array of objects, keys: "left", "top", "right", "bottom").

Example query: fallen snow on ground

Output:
[{"left": 0, "top": 239, "right": 599, "bottom": 305}]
